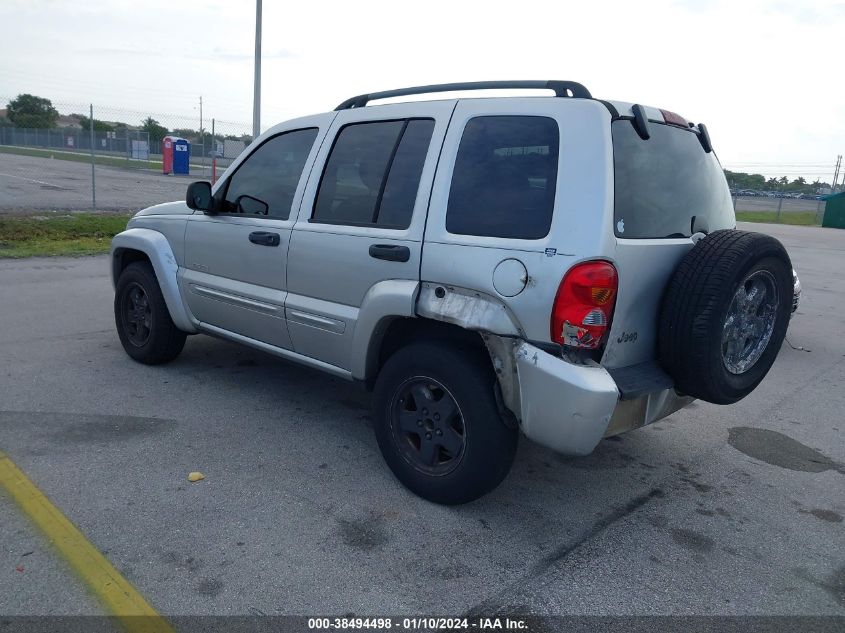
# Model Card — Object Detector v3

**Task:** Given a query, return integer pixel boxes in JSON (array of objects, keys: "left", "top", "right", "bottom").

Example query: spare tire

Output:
[{"left": 659, "top": 229, "right": 792, "bottom": 405}]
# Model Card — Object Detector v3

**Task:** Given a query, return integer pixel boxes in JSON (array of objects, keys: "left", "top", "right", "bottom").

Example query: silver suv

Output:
[{"left": 110, "top": 81, "right": 794, "bottom": 504}]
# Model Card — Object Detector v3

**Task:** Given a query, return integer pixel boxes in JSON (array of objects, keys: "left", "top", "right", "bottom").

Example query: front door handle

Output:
[
  {"left": 249, "top": 231, "right": 280, "bottom": 247},
  {"left": 369, "top": 244, "right": 410, "bottom": 262}
]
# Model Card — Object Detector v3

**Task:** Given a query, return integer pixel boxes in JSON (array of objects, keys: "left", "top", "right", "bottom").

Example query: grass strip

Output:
[
  {"left": 0, "top": 144, "right": 163, "bottom": 170},
  {"left": 735, "top": 211, "right": 819, "bottom": 226},
  {"left": 0, "top": 213, "right": 130, "bottom": 258}
]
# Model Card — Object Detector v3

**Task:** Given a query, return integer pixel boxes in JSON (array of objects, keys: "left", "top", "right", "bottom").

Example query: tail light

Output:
[{"left": 551, "top": 261, "right": 618, "bottom": 350}]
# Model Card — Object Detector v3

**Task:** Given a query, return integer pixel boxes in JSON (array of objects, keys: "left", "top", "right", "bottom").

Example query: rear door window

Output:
[
  {"left": 312, "top": 119, "right": 435, "bottom": 228},
  {"left": 446, "top": 116, "right": 559, "bottom": 239},
  {"left": 612, "top": 121, "right": 735, "bottom": 238}
]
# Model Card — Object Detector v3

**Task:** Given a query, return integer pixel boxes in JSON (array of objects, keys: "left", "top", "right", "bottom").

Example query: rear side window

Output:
[
  {"left": 221, "top": 128, "right": 318, "bottom": 219},
  {"left": 446, "top": 116, "right": 559, "bottom": 239},
  {"left": 612, "top": 120, "right": 735, "bottom": 238},
  {"left": 313, "top": 119, "right": 435, "bottom": 228}
]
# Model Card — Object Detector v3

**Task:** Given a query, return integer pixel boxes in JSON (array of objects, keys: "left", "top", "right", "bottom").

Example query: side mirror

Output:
[
  {"left": 186, "top": 181, "right": 213, "bottom": 212},
  {"left": 236, "top": 194, "right": 269, "bottom": 216}
]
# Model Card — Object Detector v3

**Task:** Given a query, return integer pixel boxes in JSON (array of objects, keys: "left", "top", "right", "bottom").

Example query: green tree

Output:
[
  {"left": 6, "top": 94, "right": 59, "bottom": 128},
  {"left": 171, "top": 127, "right": 199, "bottom": 140},
  {"left": 141, "top": 117, "right": 168, "bottom": 145},
  {"left": 724, "top": 170, "right": 766, "bottom": 190},
  {"left": 78, "top": 116, "right": 114, "bottom": 132}
]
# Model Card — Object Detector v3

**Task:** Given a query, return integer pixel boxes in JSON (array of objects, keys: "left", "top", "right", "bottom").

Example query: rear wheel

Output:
[
  {"left": 659, "top": 230, "right": 792, "bottom": 404},
  {"left": 373, "top": 342, "right": 517, "bottom": 504},
  {"left": 115, "top": 261, "right": 186, "bottom": 365}
]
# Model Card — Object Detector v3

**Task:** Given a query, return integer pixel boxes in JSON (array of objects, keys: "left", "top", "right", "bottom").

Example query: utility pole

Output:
[
  {"left": 252, "top": 0, "right": 261, "bottom": 140},
  {"left": 834, "top": 154, "right": 843, "bottom": 193},
  {"left": 211, "top": 118, "right": 217, "bottom": 185},
  {"left": 253, "top": 0, "right": 262, "bottom": 140},
  {"left": 89, "top": 104, "right": 96, "bottom": 212},
  {"left": 199, "top": 95, "right": 205, "bottom": 176}
]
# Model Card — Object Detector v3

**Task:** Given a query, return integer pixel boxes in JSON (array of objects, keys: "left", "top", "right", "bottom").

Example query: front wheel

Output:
[
  {"left": 114, "top": 261, "right": 186, "bottom": 365},
  {"left": 372, "top": 342, "right": 518, "bottom": 505}
]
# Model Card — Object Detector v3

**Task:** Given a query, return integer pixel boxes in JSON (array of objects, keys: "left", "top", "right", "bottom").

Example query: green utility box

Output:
[{"left": 822, "top": 191, "right": 845, "bottom": 229}]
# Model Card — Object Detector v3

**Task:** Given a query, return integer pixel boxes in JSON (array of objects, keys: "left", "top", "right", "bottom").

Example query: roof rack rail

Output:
[{"left": 334, "top": 80, "right": 592, "bottom": 110}]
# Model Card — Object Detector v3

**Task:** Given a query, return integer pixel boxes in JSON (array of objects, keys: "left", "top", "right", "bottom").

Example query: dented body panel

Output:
[
  {"left": 416, "top": 287, "right": 685, "bottom": 455},
  {"left": 514, "top": 342, "right": 619, "bottom": 455},
  {"left": 416, "top": 283, "right": 523, "bottom": 337}
]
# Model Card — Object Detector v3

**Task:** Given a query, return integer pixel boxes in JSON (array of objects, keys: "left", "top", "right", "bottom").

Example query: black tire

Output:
[
  {"left": 372, "top": 342, "right": 518, "bottom": 505},
  {"left": 659, "top": 229, "right": 792, "bottom": 405},
  {"left": 114, "top": 261, "right": 186, "bottom": 365}
]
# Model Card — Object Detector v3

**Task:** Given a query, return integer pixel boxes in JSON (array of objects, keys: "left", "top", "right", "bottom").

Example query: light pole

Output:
[
  {"left": 199, "top": 95, "right": 205, "bottom": 176},
  {"left": 253, "top": 0, "right": 262, "bottom": 141}
]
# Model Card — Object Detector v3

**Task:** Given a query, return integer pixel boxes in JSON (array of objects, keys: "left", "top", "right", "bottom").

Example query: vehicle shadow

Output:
[
  {"left": 168, "top": 332, "right": 687, "bottom": 511},
  {"left": 115, "top": 333, "right": 705, "bottom": 612}
]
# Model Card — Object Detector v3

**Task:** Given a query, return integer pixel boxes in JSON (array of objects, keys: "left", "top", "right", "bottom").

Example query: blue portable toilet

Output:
[{"left": 172, "top": 137, "right": 190, "bottom": 175}]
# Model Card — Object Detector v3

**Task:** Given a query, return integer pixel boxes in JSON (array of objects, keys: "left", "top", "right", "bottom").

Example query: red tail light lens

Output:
[{"left": 551, "top": 261, "right": 618, "bottom": 349}]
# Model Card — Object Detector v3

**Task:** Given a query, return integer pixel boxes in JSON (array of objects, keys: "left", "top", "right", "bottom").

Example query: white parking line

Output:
[{"left": 0, "top": 171, "right": 72, "bottom": 190}]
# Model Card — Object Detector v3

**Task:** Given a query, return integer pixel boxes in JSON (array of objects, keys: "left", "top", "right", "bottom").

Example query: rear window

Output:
[
  {"left": 612, "top": 120, "right": 734, "bottom": 239},
  {"left": 446, "top": 116, "right": 559, "bottom": 240}
]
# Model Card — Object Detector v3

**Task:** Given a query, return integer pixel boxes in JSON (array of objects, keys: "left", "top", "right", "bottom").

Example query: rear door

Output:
[
  {"left": 421, "top": 98, "right": 598, "bottom": 345},
  {"left": 285, "top": 101, "right": 455, "bottom": 370},
  {"left": 602, "top": 113, "right": 736, "bottom": 368},
  {"left": 180, "top": 115, "right": 330, "bottom": 349}
]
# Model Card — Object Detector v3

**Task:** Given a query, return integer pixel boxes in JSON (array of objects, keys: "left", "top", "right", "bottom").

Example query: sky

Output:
[{"left": 1, "top": 0, "right": 843, "bottom": 183}]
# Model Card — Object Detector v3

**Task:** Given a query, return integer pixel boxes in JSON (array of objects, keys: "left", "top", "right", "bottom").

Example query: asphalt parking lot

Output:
[
  {"left": 0, "top": 153, "right": 193, "bottom": 213},
  {"left": 0, "top": 222, "right": 843, "bottom": 620}
]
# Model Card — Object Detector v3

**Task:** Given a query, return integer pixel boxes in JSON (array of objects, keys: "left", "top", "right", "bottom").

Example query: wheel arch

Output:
[
  {"left": 373, "top": 318, "right": 488, "bottom": 378},
  {"left": 110, "top": 228, "right": 197, "bottom": 333}
]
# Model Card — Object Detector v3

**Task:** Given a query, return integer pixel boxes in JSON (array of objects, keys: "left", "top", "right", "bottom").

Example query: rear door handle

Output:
[
  {"left": 249, "top": 231, "right": 280, "bottom": 247},
  {"left": 369, "top": 244, "right": 411, "bottom": 262}
]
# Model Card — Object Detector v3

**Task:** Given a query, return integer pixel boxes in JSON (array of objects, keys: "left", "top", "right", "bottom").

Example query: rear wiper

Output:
[
  {"left": 631, "top": 104, "right": 651, "bottom": 140},
  {"left": 697, "top": 123, "right": 713, "bottom": 152},
  {"left": 690, "top": 215, "right": 709, "bottom": 236}
]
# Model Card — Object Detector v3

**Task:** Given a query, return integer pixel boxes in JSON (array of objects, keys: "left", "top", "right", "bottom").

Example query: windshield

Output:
[{"left": 612, "top": 120, "right": 735, "bottom": 239}]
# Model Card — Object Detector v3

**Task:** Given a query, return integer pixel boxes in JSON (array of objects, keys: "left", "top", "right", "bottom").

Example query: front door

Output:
[
  {"left": 285, "top": 101, "right": 456, "bottom": 370},
  {"left": 180, "top": 116, "right": 330, "bottom": 349}
]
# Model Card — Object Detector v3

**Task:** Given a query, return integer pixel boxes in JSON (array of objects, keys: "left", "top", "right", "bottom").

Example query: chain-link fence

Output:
[
  {"left": 0, "top": 96, "right": 834, "bottom": 226},
  {"left": 732, "top": 195, "right": 827, "bottom": 226},
  {"left": 0, "top": 125, "right": 151, "bottom": 157},
  {"left": 0, "top": 98, "right": 251, "bottom": 213}
]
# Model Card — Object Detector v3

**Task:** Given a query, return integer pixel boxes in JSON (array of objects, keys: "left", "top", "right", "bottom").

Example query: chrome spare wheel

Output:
[{"left": 722, "top": 270, "right": 779, "bottom": 375}]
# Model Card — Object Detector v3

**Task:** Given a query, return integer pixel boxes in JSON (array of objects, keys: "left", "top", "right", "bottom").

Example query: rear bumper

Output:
[{"left": 514, "top": 342, "right": 692, "bottom": 455}]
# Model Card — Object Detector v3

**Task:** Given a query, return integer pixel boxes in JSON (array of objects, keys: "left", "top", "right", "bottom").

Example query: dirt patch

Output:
[{"left": 670, "top": 528, "right": 715, "bottom": 554}]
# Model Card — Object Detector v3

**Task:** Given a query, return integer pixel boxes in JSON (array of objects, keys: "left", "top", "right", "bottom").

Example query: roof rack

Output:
[{"left": 334, "top": 80, "right": 592, "bottom": 110}]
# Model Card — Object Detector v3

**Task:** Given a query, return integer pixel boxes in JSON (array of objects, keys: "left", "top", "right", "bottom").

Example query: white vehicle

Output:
[{"left": 110, "top": 81, "right": 795, "bottom": 504}]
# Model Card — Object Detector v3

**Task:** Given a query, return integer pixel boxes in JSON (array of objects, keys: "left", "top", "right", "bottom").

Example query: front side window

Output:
[
  {"left": 220, "top": 127, "right": 318, "bottom": 219},
  {"left": 446, "top": 116, "right": 559, "bottom": 239},
  {"left": 313, "top": 119, "right": 435, "bottom": 228}
]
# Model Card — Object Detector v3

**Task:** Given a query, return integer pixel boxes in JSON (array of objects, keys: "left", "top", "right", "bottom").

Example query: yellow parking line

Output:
[{"left": 0, "top": 451, "right": 174, "bottom": 633}]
